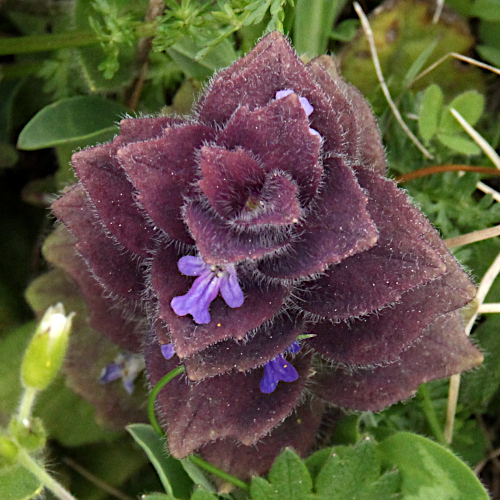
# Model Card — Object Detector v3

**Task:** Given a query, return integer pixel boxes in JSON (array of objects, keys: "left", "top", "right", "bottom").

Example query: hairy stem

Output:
[
  {"left": 17, "top": 448, "right": 77, "bottom": 500},
  {"left": 189, "top": 454, "right": 249, "bottom": 491},
  {"left": 148, "top": 365, "right": 186, "bottom": 437}
]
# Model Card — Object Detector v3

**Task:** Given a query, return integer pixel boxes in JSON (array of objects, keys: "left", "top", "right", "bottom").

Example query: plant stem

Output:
[
  {"left": 148, "top": 365, "right": 186, "bottom": 437},
  {"left": 0, "top": 22, "right": 157, "bottom": 56},
  {"left": 18, "top": 386, "right": 38, "bottom": 422},
  {"left": 418, "top": 384, "right": 448, "bottom": 447},
  {"left": 0, "top": 31, "right": 98, "bottom": 56},
  {"left": 395, "top": 164, "right": 500, "bottom": 183},
  {"left": 17, "top": 448, "right": 77, "bottom": 500},
  {"left": 189, "top": 454, "right": 249, "bottom": 491}
]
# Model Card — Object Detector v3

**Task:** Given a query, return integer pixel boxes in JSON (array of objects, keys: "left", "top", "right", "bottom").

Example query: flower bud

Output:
[{"left": 21, "top": 303, "right": 75, "bottom": 390}]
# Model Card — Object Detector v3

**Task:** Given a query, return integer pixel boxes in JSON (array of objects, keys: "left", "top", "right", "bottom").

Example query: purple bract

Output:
[{"left": 48, "top": 32, "right": 483, "bottom": 481}]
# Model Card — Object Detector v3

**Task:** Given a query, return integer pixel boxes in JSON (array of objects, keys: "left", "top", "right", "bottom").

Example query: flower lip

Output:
[
  {"left": 170, "top": 255, "right": 244, "bottom": 324},
  {"left": 260, "top": 341, "right": 301, "bottom": 394}
]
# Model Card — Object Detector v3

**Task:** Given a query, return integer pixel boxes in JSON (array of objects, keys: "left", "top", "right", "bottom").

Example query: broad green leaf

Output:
[
  {"left": 127, "top": 424, "right": 192, "bottom": 500},
  {"left": 379, "top": 432, "right": 489, "bottom": 500},
  {"left": 191, "top": 489, "right": 219, "bottom": 500},
  {"left": 477, "top": 44, "right": 500, "bottom": 67},
  {"left": 267, "top": 448, "right": 313, "bottom": 500},
  {"left": 470, "top": 0, "right": 500, "bottom": 20},
  {"left": 181, "top": 458, "right": 216, "bottom": 493},
  {"left": 329, "top": 19, "right": 360, "bottom": 42},
  {"left": 315, "top": 439, "right": 400, "bottom": 499},
  {"left": 0, "top": 464, "right": 42, "bottom": 500},
  {"left": 478, "top": 20, "right": 500, "bottom": 49},
  {"left": 250, "top": 476, "right": 279, "bottom": 500},
  {"left": 418, "top": 84, "right": 443, "bottom": 142},
  {"left": 439, "top": 90, "right": 485, "bottom": 134},
  {"left": 17, "top": 96, "right": 126, "bottom": 150},
  {"left": 304, "top": 447, "right": 334, "bottom": 482},
  {"left": 437, "top": 133, "right": 481, "bottom": 155}
]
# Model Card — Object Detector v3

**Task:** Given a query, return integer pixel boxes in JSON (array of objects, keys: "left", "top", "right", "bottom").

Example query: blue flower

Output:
[
  {"left": 160, "top": 343, "right": 175, "bottom": 360},
  {"left": 260, "top": 341, "right": 301, "bottom": 394},
  {"left": 171, "top": 255, "right": 244, "bottom": 324},
  {"left": 99, "top": 352, "right": 145, "bottom": 394}
]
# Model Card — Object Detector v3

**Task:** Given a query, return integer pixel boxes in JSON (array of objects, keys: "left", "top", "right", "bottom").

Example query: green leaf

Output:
[
  {"left": 17, "top": 96, "right": 126, "bottom": 150},
  {"left": 127, "top": 424, "right": 192, "bottom": 500},
  {"left": 379, "top": 432, "right": 489, "bottom": 500},
  {"left": 250, "top": 476, "right": 279, "bottom": 500},
  {"left": 190, "top": 489, "right": 219, "bottom": 500},
  {"left": 267, "top": 448, "right": 313, "bottom": 500},
  {"left": 471, "top": 0, "right": 500, "bottom": 20},
  {"left": 418, "top": 84, "right": 443, "bottom": 142},
  {"left": 436, "top": 133, "right": 481, "bottom": 155},
  {"left": 304, "top": 447, "right": 334, "bottom": 482},
  {"left": 180, "top": 458, "right": 216, "bottom": 493},
  {"left": 0, "top": 464, "right": 42, "bottom": 500},
  {"left": 329, "top": 19, "right": 360, "bottom": 42},
  {"left": 477, "top": 44, "right": 500, "bottom": 67},
  {"left": 439, "top": 90, "right": 485, "bottom": 134},
  {"left": 315, "top": 439, "right": 400, "bottom": 499}
]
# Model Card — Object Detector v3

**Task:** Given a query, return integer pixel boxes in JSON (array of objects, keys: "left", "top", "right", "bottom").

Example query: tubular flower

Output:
[{"left": 49, "top": 32, "right": 483, "bottom": 480}]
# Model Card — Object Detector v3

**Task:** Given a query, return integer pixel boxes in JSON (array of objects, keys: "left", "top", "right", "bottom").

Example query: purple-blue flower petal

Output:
[
  {"left": 260, "top": 354, "right": 299, "bottom": 394},
  {"left": 260, "top": 361, "right": 280, "bottom": 393},
  {"left": 275, "top": 89, "right": 294, "bottom": 100},
  {"left": 171, "top": 271, "right": 220, "bottom": 324},
  {"left": 177, "top": 255, "right": 207, "bottom": 276},
  {"left": 275, "top": 89, "right": 314, "bottom": 117},
  {"left": 161, "top": 343, "right": 176, "bottom": 360},
  {"left": 299, "top": 96, "right": 314, "bottom": 117},
  {"left": 100, "top": 363, "right": 123, "bottom": 384},
  {"left": 219, "top": 266, "right": 244, "bottom": 308}
]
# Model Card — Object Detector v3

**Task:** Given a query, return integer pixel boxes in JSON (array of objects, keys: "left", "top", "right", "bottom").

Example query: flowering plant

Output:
[{"left": 46, "top": 31, "right": 483, "bottom": 480}]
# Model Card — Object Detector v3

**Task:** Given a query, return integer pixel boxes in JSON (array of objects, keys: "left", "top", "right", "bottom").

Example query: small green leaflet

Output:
[
  {"left": 17, "top": 96, "right": 127, "bottom": 150},
  {"left": 127, "top": 424, "right": 192, "bottom": 500},
  {"left": 379, "top": 432, "right": 489, "bottom": 500}
]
